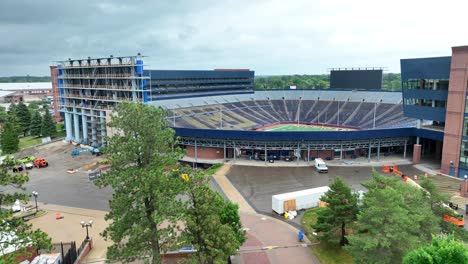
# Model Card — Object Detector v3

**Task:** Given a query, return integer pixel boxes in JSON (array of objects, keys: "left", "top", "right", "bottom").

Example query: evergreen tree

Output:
[
  {"left": 182, "top": 169, "right": 245, "bottom": 263},
  {"left": 313, "top": 177, "right": 359, "bottom": 246},
  {"left": 15, "top": 101, "right": 31, "bottom": 136},
  {"left": 1, "top": 114, "right": 20, "bottom": 154},
  {"left": 30, "top": 111, "right": 42, "bottom": 137},
  {"left": 8, "top": 102, "right": 16, "bottom": 114},
  {"left": 41, "top": 110, "right": 56, "bottom": 138},
  {"left": 95, "top": 102, "right": 185, "bottom": 264},
  {"left": 346, "top": 171, "right": 439, "bottom": 264}
]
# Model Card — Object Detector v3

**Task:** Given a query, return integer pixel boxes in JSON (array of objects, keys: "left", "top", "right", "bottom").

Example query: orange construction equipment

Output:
[
  {"left": 33, "top": 158, "right": 49, "bottom": 168},
  {"left": 443, "top": 214, "right": 464, "bottom": 227},
  {"left": 382, "top": 164, "right": 403, "bottom": 176}
]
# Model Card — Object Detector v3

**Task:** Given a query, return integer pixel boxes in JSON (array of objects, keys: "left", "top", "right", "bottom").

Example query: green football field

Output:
[{"left": 264, "top": 124, "right": 336, "bottom": 132}]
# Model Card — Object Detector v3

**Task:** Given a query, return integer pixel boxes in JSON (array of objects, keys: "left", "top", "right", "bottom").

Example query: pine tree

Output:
[
  {"left": 41, "top": 110, "right": 56, "bottom": 138},
  {"left": 95, "top": 102, "right": 185, "bottom": 264},
  {"left": 15, "top": 101, "right": 31, "bottom": 136},
  {"left": 313, "top": 177, "right": 359, "bottom": 246},
  {"left": 8, "top": 102, "right": 17, "bottom": 114},
  {"left": 1, "top": 114, "right": 20, "bottom": 154},
  {"left": 30, "top": 111, "right": 42, "bottom": 137}
]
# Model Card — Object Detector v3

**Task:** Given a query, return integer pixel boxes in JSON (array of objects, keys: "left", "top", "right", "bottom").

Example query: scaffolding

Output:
[{"left": 57, "top": 55, "right": 149, "bottom": 146}]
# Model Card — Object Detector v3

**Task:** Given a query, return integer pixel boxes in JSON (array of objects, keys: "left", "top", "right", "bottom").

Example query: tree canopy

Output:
[
  {"left": 1, "top": 114, "right": 20, "bottom": 154},
  {"left": 15, "top": 102, "right": 31, "bottom": 137},
  {"left": 40, "top": 110, "right": 56, "bottom": 138},
  {"left": 403, "top": 235, "right": 468, "bottom": 264},
  {"left": 96, "top": 102, "right": 185, "bottom": 264},
  {"left": 254, "top": 73, "right": 401, "bottom": 91},
  {"left": 346, "top": 171, "right": 439, "bottom": 264},
  {"left": 30, "top": 111, "right": 42, "bottom": 137},
  {"left": 0, "top": 157, "right": 52, "bottom": 262},
  {"left": 0, "top": 76, "right": 50, "bottom": 83},
  {"left": 182, "top": 169, "right": 245, "bottom": 263}
]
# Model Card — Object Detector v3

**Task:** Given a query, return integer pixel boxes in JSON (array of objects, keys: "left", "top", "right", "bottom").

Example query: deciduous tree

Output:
[
  {"left": 95, "top": 102, "right": 185, "bottom": 264},
  {"left": 313, "top": 177, "right": 358, "bottom": 246},
  {"left": 346, "top": 171, "right": 439, "bottom": 264},
  {"left": 182, "top": 169, "right": 245, "bottom": 263},
  {"left": 403, "top": 235, "right": 468, "bottom": 264},
  {"left": 0, "top": 157, "right": 52, "bottom": 262}
]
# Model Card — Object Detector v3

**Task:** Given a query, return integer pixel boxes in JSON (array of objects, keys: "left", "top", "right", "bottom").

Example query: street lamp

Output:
[
  {"left": 80, "top": 220, "right": 93, "bottom": 241},
  {"left": 32, "top": 191, "right": 38, "bottom": 213}
]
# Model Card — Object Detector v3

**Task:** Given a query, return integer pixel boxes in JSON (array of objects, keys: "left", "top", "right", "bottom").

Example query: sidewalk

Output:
[
  {"left": 213, "top": 163, "right": 256, "bottom": 214},
  {"left": 212, "top": 163, "right": 319, "bottom": 264},
  {"left": 29, "top": 202, "right": 110, "bottom": 263}
]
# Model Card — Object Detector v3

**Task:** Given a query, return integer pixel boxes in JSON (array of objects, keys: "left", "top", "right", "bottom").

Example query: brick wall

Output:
[
  {"left": 186, "top": 146, "right": 224, "bottom": 159},
  {"left": 441, "top": 46, "right": 468, "bottom": 176}
]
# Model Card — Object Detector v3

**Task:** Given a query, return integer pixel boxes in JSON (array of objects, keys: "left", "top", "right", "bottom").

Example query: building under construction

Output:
[{"left": 54, "top": 55, "right": 254, "bottom": 146}]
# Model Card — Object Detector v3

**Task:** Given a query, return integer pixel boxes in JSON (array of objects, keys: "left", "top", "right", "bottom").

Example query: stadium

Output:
[{"left": 53, "top": 45, "right": 468, "bottom": 178}]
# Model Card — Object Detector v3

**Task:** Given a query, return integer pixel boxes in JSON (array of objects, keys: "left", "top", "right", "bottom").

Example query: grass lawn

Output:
[
  {"left": 265, "top": 124, "right": 335, "bottom": 132},
  {"left": 302, "top": 208, "right": 353, "bottom": 264},
  {"left": 19, "top": 136, "right": 42, "bottom": 150}
]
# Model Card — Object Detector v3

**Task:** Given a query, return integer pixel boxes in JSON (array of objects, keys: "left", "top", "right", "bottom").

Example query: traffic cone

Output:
[{"left": 56, "top": 212, "right": 62, "bottom": 220}]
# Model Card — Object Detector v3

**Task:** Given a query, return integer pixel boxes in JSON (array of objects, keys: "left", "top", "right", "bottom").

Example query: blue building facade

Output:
[
  {"left": 144, "top": 69, "right": 254, "bottom": 100},
  {"left": 400, "top": 56, "right": 451, "bottom": 123}
]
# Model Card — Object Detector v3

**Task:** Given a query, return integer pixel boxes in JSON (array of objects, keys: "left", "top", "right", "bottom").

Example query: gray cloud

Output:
[{"left": 0, "top": 0, "right": 467, "bottom": 76}]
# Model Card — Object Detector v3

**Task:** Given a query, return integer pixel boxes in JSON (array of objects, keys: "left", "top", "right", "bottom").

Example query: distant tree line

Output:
[
  {"left": 0, "top": 75, "right": 51, "bottom": 83},
  {"left": 254, "top": 73, "right": 401, "bottom": 91}
]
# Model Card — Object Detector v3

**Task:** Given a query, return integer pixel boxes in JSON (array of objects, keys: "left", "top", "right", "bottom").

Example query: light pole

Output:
[
  {"left": 32, "top": 191, "right": 38, "bottom": 213},
  {"left": 80, "top": 220, "right": 93, "bottom": 241}
]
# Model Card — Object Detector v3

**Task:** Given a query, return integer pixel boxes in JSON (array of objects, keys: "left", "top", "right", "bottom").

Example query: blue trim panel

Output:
[
  {"left": 400, "top": 56, "right": 451, "bottom": 81},
  {"left": 413, "top": 128, "right": 444, "bottom": 141},
  {"left": 403, "top": 105, "right": 446, "bottom": 122},
  {"left": 402, "top": 89, "right": 448, "bottom": 101},
  {"left": 173, "top": 127, "right": 443, "bottom": 142}
]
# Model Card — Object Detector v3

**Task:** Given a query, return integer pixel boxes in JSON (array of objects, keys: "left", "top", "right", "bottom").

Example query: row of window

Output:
[
  {"left": 403, "top": 98, "right": 446, "bottom": 108},
  {"left": 402, "top": 80, "right": 449, "bottom": 90}
]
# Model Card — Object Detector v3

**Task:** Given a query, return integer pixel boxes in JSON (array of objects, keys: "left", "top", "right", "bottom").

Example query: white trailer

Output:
[{"left": 272, "top": 186, "right": 330, "bottom": 214}]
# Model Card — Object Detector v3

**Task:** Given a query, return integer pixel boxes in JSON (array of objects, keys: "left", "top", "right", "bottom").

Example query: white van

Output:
[{"left": 314, "top": 158, "right": 328, "bottom": 173}]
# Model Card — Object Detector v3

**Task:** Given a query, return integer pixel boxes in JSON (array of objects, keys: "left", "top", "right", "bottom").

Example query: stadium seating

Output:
[{"left": 157, "top": 90, "right": 417, "bottom": 130}]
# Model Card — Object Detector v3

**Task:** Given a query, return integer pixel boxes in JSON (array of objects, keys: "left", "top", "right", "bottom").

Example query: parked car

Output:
[
  {"left": 314, "top": 158, "right": 328, "bottom": 173},
  {"left": 24, "top": 162, "right": 34, "bottom": 170},
  {"left": 12, "top": 165, "right": 24, "bottom": 173}
]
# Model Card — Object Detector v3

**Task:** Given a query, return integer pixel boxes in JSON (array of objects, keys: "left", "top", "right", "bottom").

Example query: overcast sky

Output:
[{"left": 1, "top": 0, "right": 468, "bottom": 76}]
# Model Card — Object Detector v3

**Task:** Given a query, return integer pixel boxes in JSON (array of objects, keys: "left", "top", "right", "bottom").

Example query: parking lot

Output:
[
  {"left": 17, "top": 141, "right": 112, "bottom": 211},
  {"left": 226, "top": 164, "right": 420, "bottom": 215}
]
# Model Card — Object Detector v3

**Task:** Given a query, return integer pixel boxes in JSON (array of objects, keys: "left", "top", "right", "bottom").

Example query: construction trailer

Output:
[{"left": 272, "top": 186, "right": 330, "bottom": 215}]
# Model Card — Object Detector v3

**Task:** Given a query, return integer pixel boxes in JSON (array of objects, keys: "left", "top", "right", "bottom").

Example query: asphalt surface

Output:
[
  {"left": 19, "top": 142, "right": 113, "bottom": 211},
  {"left": 15, "top": 141, "right": 427, "bottom": 216},
  {"left": 227, "top": 165, "right": 377, "bottom": 215}
]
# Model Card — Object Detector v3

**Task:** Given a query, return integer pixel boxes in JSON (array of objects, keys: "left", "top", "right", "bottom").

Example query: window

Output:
[{"left": 460, "top": 139, "right": 468, "bottom": 167}]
